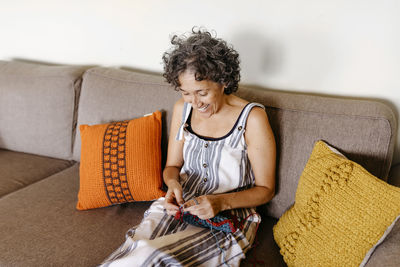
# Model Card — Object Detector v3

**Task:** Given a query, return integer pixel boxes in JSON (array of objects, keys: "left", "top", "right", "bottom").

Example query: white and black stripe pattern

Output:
[
  {"left": 179, "top": 102, "right": 264, "bottom": 199},
  {"left": 100, "top": 102, "right": 265, "bottom": 267},
  {"left": 101, "top": 198, "right": 260, "bottom": 267}
]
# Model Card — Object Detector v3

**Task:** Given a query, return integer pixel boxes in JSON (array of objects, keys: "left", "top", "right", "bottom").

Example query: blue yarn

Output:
[
  {"left": 176, "top": 207, "right": 239, "bottom": 233},
  {"left": 183, "top": 212, "right": 235, "bottom": 232},
  {"left": 210, "top": 226, "right": 230, "bottom": 267},
  {"left": 175, "top": 206, "right": 236, "bottom": 266}
]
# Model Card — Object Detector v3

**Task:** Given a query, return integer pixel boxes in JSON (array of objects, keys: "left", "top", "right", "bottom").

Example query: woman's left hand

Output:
[{"left": 182, "top": 195, "right": 224, "bottom": 220}]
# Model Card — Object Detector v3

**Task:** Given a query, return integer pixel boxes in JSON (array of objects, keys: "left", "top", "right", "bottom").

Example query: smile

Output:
[{"left": 198, "top": 104, "right": 209, "bottom": 112}]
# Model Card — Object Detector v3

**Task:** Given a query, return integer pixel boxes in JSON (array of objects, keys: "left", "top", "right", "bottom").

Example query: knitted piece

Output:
[
  {"left": 273, "top": 141, "right": 400, "bottom": 267},
  {"left": 174, "top": 207, "right": 240, "bottom": 233}
]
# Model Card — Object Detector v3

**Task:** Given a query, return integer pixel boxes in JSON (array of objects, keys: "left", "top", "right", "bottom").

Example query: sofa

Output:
[{"left": 0, "top": 60, "right": 399, "bottom": 267}]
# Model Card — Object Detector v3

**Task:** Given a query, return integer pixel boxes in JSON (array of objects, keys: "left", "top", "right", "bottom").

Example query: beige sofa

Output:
[{"left": 0, "top": 60, "right": 399, "bottom": 266}]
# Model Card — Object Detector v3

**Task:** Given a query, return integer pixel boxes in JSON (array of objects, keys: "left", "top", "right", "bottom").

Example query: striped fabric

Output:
[{"left": 100, "top": 102, "right": 264, "bottom": 267}]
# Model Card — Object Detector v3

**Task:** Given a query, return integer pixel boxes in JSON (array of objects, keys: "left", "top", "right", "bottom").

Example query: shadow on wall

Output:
[
  {"left": 230, "top": 31, "right": 284, "bottom": 82},
  {"left": 230, "top": 28, "right": 338, "bottom": 92}
]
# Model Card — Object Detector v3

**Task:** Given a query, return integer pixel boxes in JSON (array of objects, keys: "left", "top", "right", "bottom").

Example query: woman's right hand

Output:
[{"left": 164, "top": 180, "right": 184, "bottom": 216}]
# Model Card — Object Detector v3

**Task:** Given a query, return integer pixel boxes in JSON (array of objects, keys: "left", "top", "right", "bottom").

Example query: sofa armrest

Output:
[
  {"left": 365, "top": 217, "right": 400, "bottom": 267},
  {"left": 388, "top": 163, "right": 400, "bottom": 187}
]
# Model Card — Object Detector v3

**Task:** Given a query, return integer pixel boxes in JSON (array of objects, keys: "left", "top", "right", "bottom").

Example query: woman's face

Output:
[{"left": 178, "top": 70, "right": 225, "bottom": 118}]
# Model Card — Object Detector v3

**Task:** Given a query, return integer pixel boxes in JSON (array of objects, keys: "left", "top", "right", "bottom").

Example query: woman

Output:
[{"left": 101, "top": 28, "right": 276, "bottom": 267}]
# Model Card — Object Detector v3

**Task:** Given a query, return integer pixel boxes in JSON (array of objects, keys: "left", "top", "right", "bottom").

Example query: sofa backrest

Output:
[
  {"left": 71, "top": 67, "right": 180, "bottom": 163},
  {"left": 70, "top": 66, "right": 397, "bottom": 219},
  {"left": 0, "top": 61, "right": 87, "bottom": 160},
  {"left": 236, "top": 86, "right": 397, "bottom": 218},
  {"left": 1, "top": 61, "right": 396, "bottom": 219}
]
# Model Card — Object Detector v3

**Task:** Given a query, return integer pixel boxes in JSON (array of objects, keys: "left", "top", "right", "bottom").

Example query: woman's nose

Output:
[{"left": 192, "top": 95, "right": 200, "bottom": 106}]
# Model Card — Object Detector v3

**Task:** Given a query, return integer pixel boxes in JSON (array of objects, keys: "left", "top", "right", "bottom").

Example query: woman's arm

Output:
[
  {"left": 163, "top": 99, "right": 186, "bottom": 215},
  {"left": 184, "top": 106, "right": 276, "bottom": 219}
]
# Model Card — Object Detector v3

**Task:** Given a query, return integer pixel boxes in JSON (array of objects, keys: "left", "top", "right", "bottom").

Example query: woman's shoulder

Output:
[
  {"left": 172, "top": 98, "right": 186, "bottom": 114},
  {"left": 245, "top": 103, "right": 270, "bottom": 135},
  {"left": 227, "top": 95, "right": 249, "bottom": 109},
  {"left": 247, "top": 105, "right": 268, "bottom": 122},
  {"left": 170, "top": 98, "right": 186, "bottom": 124},
  {"left": 229, "top": 95, "right": 266, "bottom": 112},
  {"left": 174, "top": 97, "right": 185, "bottom": 108}
]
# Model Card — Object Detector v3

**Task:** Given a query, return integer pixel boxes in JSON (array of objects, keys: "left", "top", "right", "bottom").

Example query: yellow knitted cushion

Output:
[{"left": 273, "top": 141, "right": 400, "bottom": 267}]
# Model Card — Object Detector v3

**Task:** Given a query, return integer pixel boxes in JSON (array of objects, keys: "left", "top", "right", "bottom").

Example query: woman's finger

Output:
[
  {"left": 182, "top": 198, "right": 199, "bottom": 209},
  {"left": 165, "top": 201, "right": 179, "bottom": 210},
  {"left": 185, "top": 206, "right": 211, "bottom": 220},
  {"left": 182, "top": 196, "right": 219, "bottom": 219},
  {"left": 173, "top": 188, "right": 184, "bottom": 206},
  {"left": 183, "top": 199, "right": 204, "bottom": 216},
  {"left": 164, "top": 202, "right": 179, "bottom": 215}
]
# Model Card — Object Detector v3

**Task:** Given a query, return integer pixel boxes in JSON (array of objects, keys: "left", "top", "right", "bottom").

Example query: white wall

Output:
[{"left": 1, "top": 0, "right": 399, "bottom": 164}]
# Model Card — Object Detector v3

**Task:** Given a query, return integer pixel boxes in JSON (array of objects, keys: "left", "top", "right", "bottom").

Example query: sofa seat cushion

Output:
[
  {"left": 0, "top": 162, "right": 287, "bottom": 267},
  {"left": 0, "top": 149, "right": 74, "bottom": 197},
  {"left": 0, "top": 163, "right": 152, "bottom": 267}
]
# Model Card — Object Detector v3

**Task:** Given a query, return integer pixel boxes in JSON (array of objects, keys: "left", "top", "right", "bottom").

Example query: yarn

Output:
[
  {"left": 174, "top": 205, "right": 262, "bottom": 266},
  {"left": 174, "top": 206, "right": 239, "bottom": 266},
  {"left": 174, "top": 206, "right": 240, "bottom": 233},
  {"left": 209, "top": 226, "right": 230, "bottom": 267}
]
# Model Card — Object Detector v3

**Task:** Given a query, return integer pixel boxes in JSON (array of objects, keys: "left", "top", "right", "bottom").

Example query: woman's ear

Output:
[{"left": 222, "top": 84, "right": 227, "bottom": 94}]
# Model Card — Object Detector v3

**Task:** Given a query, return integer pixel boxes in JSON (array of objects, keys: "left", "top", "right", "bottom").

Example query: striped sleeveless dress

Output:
[{"left": 101, "top": 102, "right": 264, "bottom": 267}]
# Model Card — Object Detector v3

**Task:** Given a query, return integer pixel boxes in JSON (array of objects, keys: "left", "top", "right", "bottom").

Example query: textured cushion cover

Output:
[
  {"left": 77, "top": 111, "right": 165, "bottom": 210},
  {"left": 0, "top": 149, "right": 74, "bottom": 197},
  {"left": 273, "top": 141, "right": 400, "bottom": 267},
  {"left": 0, "top": 61, "right": 87, "bottom": 159}
]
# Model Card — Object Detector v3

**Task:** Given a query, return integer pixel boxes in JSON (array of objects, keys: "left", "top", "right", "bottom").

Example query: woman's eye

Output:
[{"left": 199, "top": 92, "right": 207, "bottom": 96}]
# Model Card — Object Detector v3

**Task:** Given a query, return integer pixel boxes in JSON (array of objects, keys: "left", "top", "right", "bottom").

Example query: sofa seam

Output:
[
  {"left": 267, "top": 105, "right": 392, "bottom": 121},
  {"left": 71, "top": 77, "right": 83, "bottom": 160},
  {"left": 84, "top": 69, "right": 168, "bottom": 87},
  {"left": 0, "top": 161, "right": 76, "bottom": 200},
  {"left": 0, "top": 74, "right": 83, "bottom": 79}
]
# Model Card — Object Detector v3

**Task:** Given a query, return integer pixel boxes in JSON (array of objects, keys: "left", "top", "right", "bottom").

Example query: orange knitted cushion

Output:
[{"left": 77, "top": 111, "right": 165, "bottom": 210}]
